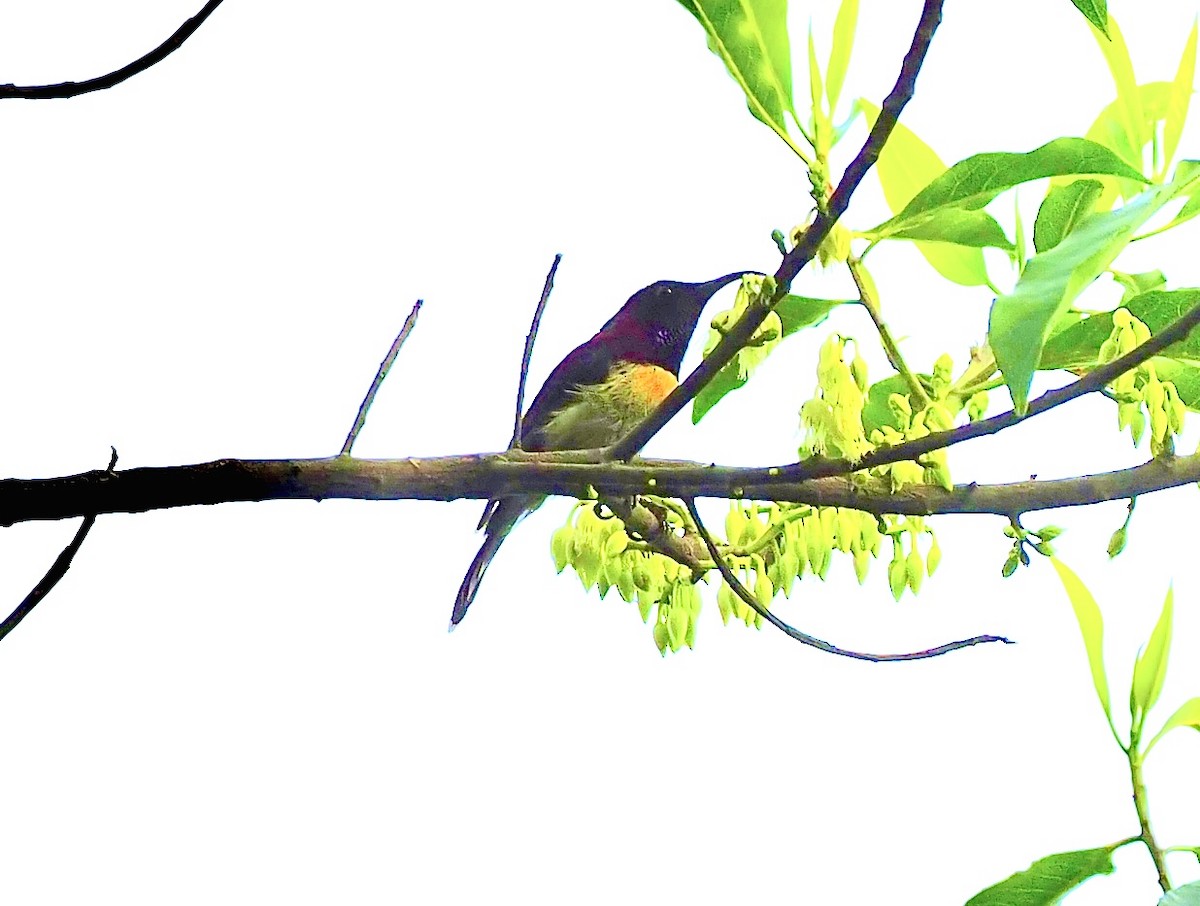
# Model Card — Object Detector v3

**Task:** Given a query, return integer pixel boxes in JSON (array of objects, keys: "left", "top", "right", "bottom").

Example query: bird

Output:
[{"left": 450, "top": 270, "right": 750, "bottom": 629}]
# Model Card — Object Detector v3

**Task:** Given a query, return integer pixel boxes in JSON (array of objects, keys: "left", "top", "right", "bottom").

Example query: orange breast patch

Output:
[{"left": 625, "top": 363, "right": 679, "bottom": 407}]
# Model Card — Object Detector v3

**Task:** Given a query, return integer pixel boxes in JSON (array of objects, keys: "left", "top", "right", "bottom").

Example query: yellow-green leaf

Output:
[
  {"left": 807, "top": 25, "right": 822, "bottom": 114},
  {"left": 825, "top": 0, "right": 858, "bottom": 114},
  {"left": 1131, "top": 585, "right": 1174, "bottom": 722},
  {"left": 1051, "top": 559, "right": 1113, "bottom": 724},
  {"left": 1144, "top": 696, "right": 1200, "bottom": 755},
  {"left": 858, "top": 98, "right": 989, "bottom": 286},
  {"left": 1164, "top": 20, "right": 1198, "bottom": 171},
  {"left": 1091, "top": 16, "right": 1144, "bottom": 160}
]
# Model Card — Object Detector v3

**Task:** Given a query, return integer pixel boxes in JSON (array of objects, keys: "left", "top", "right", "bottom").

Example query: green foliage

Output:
[
  {"left": 1131, "top": 586, "right": 1173, "bottom": 723},
  {"left": 665, "top": 1, "right": 1200, "bottom": 898},
  {"left": 990, "top": 172, "right": 1197, "bottom": 413},
  {"left": 1145, "top": 697, "right": 1200, "bottom": 754},
  {"left": 824, "top": 0, "right": 857, "bottom": 115},
  {"left": 1032, "top": 179, "right": 1104, "bottom": 253},
  {"left": 969, "top": 570, "right": 1200, "bottom": 902},
  {"left": 1068, "top": 0, "right": 1108, "bottom": 37},
  {"left": 1040, "top": 288, "right": 1200, "bottom": 373},
  {"left": 674, "top": 0, "right": 803, "bottom": 158},
  {"left": 858, "top": 98, "right": 991, "bottom": 286},
  {"left": 866, "top": 138, "right": 1146, "bottom": 241},
  {"left": 1091, "top": 17, "right": 1145, "bottom": 168},
  {"left": 1160, "top": 881, "right": 1200, "bottom": 906},
  {"left": 1165, "top": 23, "right": 1198, "bottom": 171},
  {"left": 1051, "top": 558, "right": 1114, "bottom": 734},
  {"left": 966, "top": 847, "right": 1118, "bottom": 905}
]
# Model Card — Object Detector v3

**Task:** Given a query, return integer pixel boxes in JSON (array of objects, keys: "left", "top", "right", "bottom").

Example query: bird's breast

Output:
[{"left": 538, "top": 362, "right": 678, "bottom": 450}]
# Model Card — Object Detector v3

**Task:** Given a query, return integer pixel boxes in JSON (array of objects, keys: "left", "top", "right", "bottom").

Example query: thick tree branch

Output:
[
  {"left": 609, "top": 0, "right": 944, "bottom": 460},
  {"left": 3, "top": 450, "right": 1198, "bottom": 527},
  {"left": 0, "top": 448, "right": 113, "bottom": 640},
  {"left": 0, "top": 1, "right": 225, "bottom": 100}
]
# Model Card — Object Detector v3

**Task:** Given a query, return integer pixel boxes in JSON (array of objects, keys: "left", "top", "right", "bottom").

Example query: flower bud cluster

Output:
[
  {"left": 800, "top": 335, "right": 873, "bottom": 462},
  {"left": 551, "top": 501, "right": 700, "bottom": 655},
  {"left": 702, "top": 275, "right": 783, "bottom": 382},
  {"left": 884, "top": 517, "right": 941, "bottom": 600},
  {"left": 999, "top": 522, "right": 1061, "bottom": 577},
  {"left": 1102, "top": 308, "right": 1185, "bottom": 456}
]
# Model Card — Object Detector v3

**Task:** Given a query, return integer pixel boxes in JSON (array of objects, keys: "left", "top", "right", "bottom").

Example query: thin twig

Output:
[
  {"left": 785, "top": 298, "right": 1200, "bottom": 482},
  {"left": 849, "top": 258, "right": 932, "bottom": 408},
  {"left": 0, "top": 448, "right": 113, "bottom": 642},
  {"left": 0, "top": 1, "right": 226, "bottom": 100},
  {"left": 609, "top": 0, "right": 944, "bottom": 461},
  {"left": 511, "top": 254, "right": 562, "bottom": 449},
  {"left": 684, "top": 499, "right": 1012, "bottom": 662},
  {"left": 1129, "top": 749, "right": 1172, "bottom": 893},
  {"left": 341, "top": 300, "right": 423, "bottom": 456}
]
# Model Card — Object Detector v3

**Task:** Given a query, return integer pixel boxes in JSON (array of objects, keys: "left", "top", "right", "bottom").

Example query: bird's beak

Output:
[{"left": 695, "top": 271, "right": 756, "bottom": 299}]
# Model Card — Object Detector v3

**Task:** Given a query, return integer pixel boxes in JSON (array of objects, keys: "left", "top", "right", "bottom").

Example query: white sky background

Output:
[{"left": 1, "top": 1, "right": 1199, "bottom": 903}]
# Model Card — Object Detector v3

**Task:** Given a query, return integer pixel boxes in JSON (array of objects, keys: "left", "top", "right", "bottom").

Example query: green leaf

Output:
[
  {"left": 825, "top": 0, "right": 858, "bottom": 115},
  {"left": 1160, "top": 880, "right": 1200, "bottom": 906},
  {"left": 1033, "top": 179, "right": 1104, "bottom": 253},
  {"left": 1145, "top": 696, "right": 1200, "bottom": 754},
  {"left": 1013, "top": 192, "right": 1027, "bottom": 268},
  {"left": 1130, "top": 585, "right": 1174, "bottom": 724},
  {"left": 1039, "top": 288, "right": 1200, "bottom": 372},
  {"left": 1091, "top": 15, "right": 1144, "bottom": 158},
  {"left": 676, "top": 0, "right": 799, "bottom": 155},
  {"left": 857, "top": 99, "right": 989, "bottom": 286},
  {"left": 1163, "top": 160, "right": 1200, "bottom": 230},
  {"left": 991, "top": 178, "right": 1192, "bottom": 413},
  {"left": 691, "top": 295, "right": 848, "bottom": 423},
  {"left": 965, "top": 846, "right": 1117, "bottom": 905},
  {"left": 1078, "top": 82, "right": 1173, "bottom": 211},
  {"left": 1051, "top": 559, "right": 1113, "bottom": 726},
  {"left": 856, "top": 98, "right": 944, "bottom": 209},
  {"left": 873, "top": 208, "right": 1013, "bottom": 250},
  {"left": 807, "top": 25, "right": 822, "bottom": 114},
  {"left": 1069, "top": 0, "right": 1108, "bottom": 37},
  {"left": 1147, "top": 358, "right": 1200, "bottom": 409},
  {"left": 775, "top": 294, "right": 853, "bottom": 337},
  {"left": 869, "top": 138, "right": 1147, "bottom": 239},
  {"left": 1111, "top": 269, "right": 1168, "bottom": 302},
  {"left": 1163, "top": 21, "right": 1198, "bottom": 171},
  {"left": 861, "top": 374, "right": 918, "bottom": 435}
]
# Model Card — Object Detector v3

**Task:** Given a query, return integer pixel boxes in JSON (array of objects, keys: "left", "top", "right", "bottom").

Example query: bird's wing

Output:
[{"left": 519, "top": 338, "right": 614, "bottom": 451}]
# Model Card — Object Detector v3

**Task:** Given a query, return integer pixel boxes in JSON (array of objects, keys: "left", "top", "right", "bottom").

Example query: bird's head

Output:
[{"left": 602, "top": 272, "right": 749, "bottom": 375}]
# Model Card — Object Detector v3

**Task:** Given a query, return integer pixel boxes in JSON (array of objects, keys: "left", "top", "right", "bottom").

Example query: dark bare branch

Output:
[
  {"left": 341, "top": 300, "right": 423, "bottom": 456},
  {"left": 683, "top": 500, "right": 1011, "bottom": 661},
  {"left": 0, "top": 1, "right": 226, "bottom": 100},
  {"left": 511, "top": 254, "right": 562, "bottom": 449}
]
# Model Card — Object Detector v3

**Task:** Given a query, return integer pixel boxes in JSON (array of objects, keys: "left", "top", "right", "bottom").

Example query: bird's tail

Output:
[{"left": 450, "top": 499, "right": 527, "bottom": 630}]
